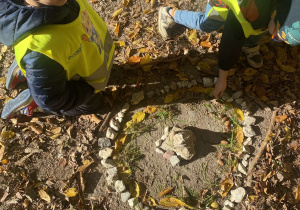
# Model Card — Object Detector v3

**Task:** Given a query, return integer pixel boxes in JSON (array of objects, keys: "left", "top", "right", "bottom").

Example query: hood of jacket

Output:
[{"left": 0, "top": 0, "right": 72, "bottom": 46}]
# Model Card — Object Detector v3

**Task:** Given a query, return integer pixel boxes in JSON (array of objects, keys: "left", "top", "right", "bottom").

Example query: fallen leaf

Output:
[
  {"left": 112, "top": 8, "right": 123, "bottom": 19},
  {"left": 128, "top": 56, "right": 142, "bottom": 64},
  {"left": 1, "top": 159, "right": 8, "bottom": 165},
  {"left": 283, "top": 126, "right": 291, "bottom": 141},
  {"left": 188, "top": 29, "right": 199, "bottom": 45},
  {"left": 164, "top": 94, "right": 174, "bottom": 104},
  {"left": 158, "top": 187, "right": 173, "bottom": 197},
  {"left": 150, "top": 0, "right": 156, "bottom": 7},
  {"left": 144, "top": 106, "right": 157, "bottom": 114},
  {"left": 38, "top": 189, "right": 51, "bottom": 203},
  {"left": 248, "top": 195, "right": 259, "bottom": 202},
  {"left": 50, "top": 133, "right": 61, "bottom": 140},
  {"left": 122, "top": 0, "right": 130, "bottom": 6},
  {"left": 188, "top": 86, "right": 206, "bottom": 93},
  {"left": 114, "top": 40, "right": 126, "bottom": 48},
  {"left": 202, "top": 58, "right": 218, "bottom": 66},
  {"left": 197, "top": 62, "right": 211, "bottom": 72},
  {"left": 64, "top": 188, "right": 78, "bottom": 197},
  {"left": 129, "top": 180, "right": 140, "bottom": 198},
  {"left": 173, "top": 89, "right": 186, "bottom": 100},
  {"left": 30, "top": 123, "right": 43, "bottom": 135},
  {"left": 159, "top": 197, "right": 192, "bottom": 209},
  {"left": 210, "top": 201, "right": 219, "bottom": 209},
  {"left": 114, "top": 22, "right": 120, "bottom": 37},
  {"left": 143, "top": 196, "right": 157, "bottom": 206},
  {"left": 77, "top": 159, "right": 93, "bottom": 172},
  {"left": 50, "top": 126, "right": 62, "bottom": 134},
  {"left": 275, "top": 115, "right": 287, "bottom": 123},
  {"left": 281, "top": 65, "right": 296, "bottom": 72},
  {"left": 295, "top": 185, "right": 300, "bottom": 202},
  {"left": 200, "top": 40, "right": 212, "bottom": 48},
  {"left": 140, "top": 54, "right": 152, "bottom": 71},
  {"left": 114, "top": 134, "right": 129, "bottom": 154},
  {"left": 0, "top": 142, "right": 5, "bottom": 161},
  {"left": 132, "top": 111, "right": 145, "bottom": 123},
  {"left": 1, "top": 45, "right": 7, "bottom": 53},
  {"left": 234, "top": 125, "right": 244, "bottom": 145},
  {"left": 1, "top": 131, "right": 15, "bottom": 140},
  {"left": 244, "top": 68, "right": 257, "bottom": 76},
  {"left": 234, "top": 108, "right": 244, "bottom": 121}
]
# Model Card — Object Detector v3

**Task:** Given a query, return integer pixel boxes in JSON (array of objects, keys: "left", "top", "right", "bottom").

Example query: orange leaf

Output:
[
  {"left": 114, "top": 22, "right": 120, "bottom": 37},
  {"left": 200, "top": 40, "right": 212, "bottom": 48},
  {"left": 275, "top": 115, "right": 287, "bottom": 123},
  {"left": 158, "top": 187, "right": 173, "bottom": 197},
  {"left": 128, "top": 56, "right": 142, "bottom": 64}
]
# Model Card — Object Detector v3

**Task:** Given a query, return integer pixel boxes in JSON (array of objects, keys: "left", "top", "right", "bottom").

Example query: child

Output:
[
  {"left": 158, "top": 0, "right": 300, "bottom": 98},
  {"left": 0, "top": 0, "right": 115, "bottom": 118}
]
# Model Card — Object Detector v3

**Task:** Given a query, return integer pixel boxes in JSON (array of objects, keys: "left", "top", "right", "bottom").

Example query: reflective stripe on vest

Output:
[
  {"left": 207, "top": 0, "right": 266, "bottom": 38},
  {"left": 14, "top": 0, "right": 115, "bottom": 92}
]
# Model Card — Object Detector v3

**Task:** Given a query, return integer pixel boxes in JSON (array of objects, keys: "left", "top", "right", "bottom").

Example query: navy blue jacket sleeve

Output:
[{"left": 22, "top": 50, "right": 95, "bottom": 113}]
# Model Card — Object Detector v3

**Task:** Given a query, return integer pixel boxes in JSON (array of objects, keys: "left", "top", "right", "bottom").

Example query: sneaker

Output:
[
  {"left": 6, "top": 59, "right": 26, "bottom": 90},
  {"left": 242, "top": 45, "right": 263, "bottom": 68},
  {"left": 158, "top": 7, "right": 177, "bottom": 39},
  {"left": 1, "top": 89, "right": 40, "bottom": 119}
]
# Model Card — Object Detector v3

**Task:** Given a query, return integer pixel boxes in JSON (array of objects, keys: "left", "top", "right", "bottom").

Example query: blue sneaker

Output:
[
  {"left": 1, "top": 89, "right": 39, "bottom": 119},
  {"left": 6, "top": 59, "right": 26, "bottom": 90}
]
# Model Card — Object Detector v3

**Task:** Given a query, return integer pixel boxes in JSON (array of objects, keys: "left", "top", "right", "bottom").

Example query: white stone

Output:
[
  {"left": 155, "top": 139, "right": 164, "bottom": 147},
  {"left": 226, "top": 98, "right": 234, "bottom": 103},
  {"left": 170, "top": 82, "right": 177, "bottom": 90},
  {"left": 155, "top": 148, "right": 164, "bottom": 154},
  {"left": 146, "top": 91, "right": 155, "bottom": 98},
  {"left": 128, "top": 198, "right": 136, "bottom": 207},
  {"left": 242, "top": 153, "right": 250, "bottom": 161},
  {"left": 191, "top": 79, "right": 197, "bottom": 86},
  {"left": 243, "top": 126, "right": 256, "bottom": 137},
  {"left": 243, "top": 137, "right": 253, "bottom": 145},
  {"left": 109, "top": 119, "right": 120, "bottom": 131},
  {"left": 164, "top": 86, "right": 170, "bottom": 93},
  {"left": 213, "top": 77, "right": 218, "bottom": 84},
  {"left": 187, "top": 82, "right": 192, "bottom": 88},
  {"left": 235, "top": 98, "right": 243, "bottom": 105},
  {"left": 122, "top": 103, "right": 129, "bottom": 113},
  {"left": 230, "top": 187, "right": 246, "bottom": 203},
  {"left": 131, "top": 91, "right": 144, "bottom": 105},
  {"left": 115, "top": 116, "right": 123, "bottom": 123},
  {"left": 224, "top": 200, "right": 234, "bottom": 208},
  {"left": 222, "top": 207, "right": 232, "bottom": 210},
  {"left": 238, "top": 163, "right": 247, "bottom": 175},
  {"left": 121, "top": 191, "right": 131, "bottom": 203},
  {"left": 164, "top": 126, "right": 170, "bottom": 136},
  {"left": 243, "top": 115, "right": 256, "bottom": 126},
  {"left": 242, "top": 159, "right": 248, "bottom": 167},
  {"left": 101, "top": 159, "right": 116, "bottom": 168},
  {"left": 176, "top": 82, "right": 182, "bottom": 89},
  {"left": 181, "top": 80, "right": 188, "bottom": 88},
  {"left": 160, "top": 89, "right": 165, "bottom": 94},
  {"left": 106, "top": 127, "right": 118, "bottom": 140},
  {"left": 98, "top": 137, "right": 112, "bottom": 148},
  {"left": 170, "top": 155, "right": 180, "bottom": 166},
  {"left": 161, "top": 134, "right": 168, "bottom": 140},
  {"left": 134, "top": 202, "right": 143, "bottom": 210},
  {"left": 118, "top": 111, "right": 125, "bottom": 118},
  {"left": 203, "top": 77, "right": 213, "bottom": 87},
  {"left": 115, "top": 180, "right": 126, "bottom": 193},
  {"left": 232, "top": 91, "right": 243, "bottom": 99},
  {"left": 99, "top": 148, "right": 114, "bottom": 159}
]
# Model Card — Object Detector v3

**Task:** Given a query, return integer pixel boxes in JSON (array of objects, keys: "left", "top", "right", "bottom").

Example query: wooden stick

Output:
[{"left": 247, "top": 110, "right": 277, "bottom": 177}]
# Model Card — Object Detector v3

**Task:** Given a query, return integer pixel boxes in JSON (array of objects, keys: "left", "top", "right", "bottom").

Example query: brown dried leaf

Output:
[
  {"left": 158, "top": 187, "right": 173, "bottom": 198},
  {"left": 275, "top": 115, "right": 287, "bottom": 123},
  {"left": 29, "top": 123, "right": 43, "bottom": 135}
]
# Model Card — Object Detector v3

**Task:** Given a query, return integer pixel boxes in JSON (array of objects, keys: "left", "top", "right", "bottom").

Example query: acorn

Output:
[
  {"left": 221, "top": 117, "right": 228, "bottom": 123},
  {"left": 221, "top": 140, "right": 228, "bottom": 145},
  {"left": 218, "top": 160, "right": 224, "bottom": 166},
  {"left": 224, "top": 120, "right": 231, "bottom": 127}
]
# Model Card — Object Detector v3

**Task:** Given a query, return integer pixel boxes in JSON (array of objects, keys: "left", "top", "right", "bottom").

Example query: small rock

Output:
[
  {"left": 161, "top": 134, "right": 168, "bottom": 140},
  {"left": 122, "top": 103, "right": 129, "bottom": 113},
  {"left": 170, "top": 82, "right": 177, "bottom": 90},
  {"left": 232, "top": 91, "right": 243, "bottom": 99},
  {"left": 242, "top": 159, "right": 248, "bottom": 167},
  {"left": 164, "top": 126, "right": 170, "bottom": 136},
  {"left": 155, "top": 89, "right": 161, "bottom": 96},
  {"left": 163, "top": 150, "right": 174, "bottom": 160},
  {"left": 203, "top": 77, "right": 213, "bottom": 87},
  {"left": 243, "top": 126, "right": 256, "bottom": 137},
  {"left": 106, "top": 127, "right": 118, "bottom": 140},
  {"left": 118, "top": 111, "right": 125, "bottom": 118},
  {"left": 176, "top": 82, "right": 182, "bottom": 89},
  {"left": 155, "top": 148, "right": 164, "bottom": 154},
  {"left": 160, "top": 89, "right": 165, "bottom": 94},
  {"left": 134, "top": 202, "right": 143, "bottom": 210},
  {"left": 170, "top": 155, "right": 180, "bottom": 166},
  {"left": 24, "top": 148, "right": 42, "bottom": 153},
  {"left": 213, "top": 77, "right": 218, "bottom": 84},
  {"left": 191, "top": 79, "right": 197, "bottom": 86},
  {"left": 131, "top": 91, "right": 144, "bottom": 105},
  {"left": 196, "top": 76, "right": 202, "bottom": 84},
  {"left": 242, "top": 145, "right": 251, "bottom": 154},
  {"left": 181, "top": 80, "right": 188, "bottom": 88},
  {"left": 164, "top": 86, "right": 170, "bottom": 93},
  {"left": 106, "top": 176, "right": 117, "bottom": 186},
  {"left": 241, "top": 102, "right": 247, "bottom": 109},
  {"left": 99, "top": 148, "right": 114, "bottom": 159},
  {"left": 238, "top": 163, "right": 247, "bottom": 175},
  {"left": 142, "top": 207, "right": 150, "bottom": 210},
  {"left": 128, "top": 198, "right": 136, "bottom": 207},
  {"left": 155, "top": 139, "right": 164, "bottom": 147},
  {"left": 187, "top": 82, "right": 192, "bottom": 88},
  {"left": 276, "top": 172, "right": 286, "bottom": 182},
  {"left": 146, "top": 91, "right": 155, "bottom": 98},
  {"left": 242, "top": 153, "right": 250, "bottom": 161},
  {"left": 243, "top": 116, "right": 256, "bottom": 126},
  {"left": 243, "top": 137, "right": 253, "bottom": 145},
  {"left": 222, "top": 207, "right": 232, "bottom": 210},
  {"left": 101, "top": 159, "right": 116, "bottom": 168},
  {"left": 106, "top": 167, "right": 118, "bottom": 177},
  {"left": 121, "top": 190, "right": 131, "bottom": 203},
  {"left": 230, "top": 187, "right": 246, "bottom": 203},
  {"left": 115, "top": 180, "right": 126, "bottom": 193},
  {"left": 224, "top": 200, "right": 234, "bottom": 208},
  {"left": 235, "top": 98, "right": 243, "bottom": 105},
  {"left": 115, "top": 116, "right": 123, "bottom": 123},
  {"left": 109, "top": 119, "right": 120, "bottom": 131}
]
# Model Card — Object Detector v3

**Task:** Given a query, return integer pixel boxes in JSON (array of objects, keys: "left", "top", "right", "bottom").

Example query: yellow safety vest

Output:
[
  {"left": 207, "top": 0, "right": 266, "bottom": 38},
  {"left": 14, "top": 0, "right": 115, "bottom": 92}
]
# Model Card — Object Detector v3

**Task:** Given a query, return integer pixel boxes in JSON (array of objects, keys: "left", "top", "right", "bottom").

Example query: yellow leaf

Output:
[
  {"left": 159, "top": 197, "right": 192, "bottom": 209},
  {"left": 0, "top": 142, "right": 5, "bottom": 161},
  {"left": 189, "top": 86, "right": 206, "bottom": 93},
  {"left": 197, "top": 62, "right": 211, "bottom": 72},
  {"left": 259, "top": 73, "right": 269, "bottom": 83},
  {"left": 50, "top": 133, "right": 61, "bottom": 140},
  {"left": 283, "top": 126, "right": 291, "bottom": 141},
  {"left": 143, "top": 196, "right": 157, "bottom": 206},
  {"left": 150, "top": 0, "right": 156, "bottom": 7},
  {"left": 211, "top": 201, "right": 219, "bottom": 209},
  {"left": 176, "top": 72, "right": 188, "bottom": 81},
  {"left": 173, "top": 88, "right": 186, "bottom": 100},
  {"left": 112, "top": 8, "right": 123, "bottom": 19},
  {"left": 219, "top": 177, "right": 234, "bottom": 197},
  {"left": 1, "top": 131, "right": 15, "bottom": 140},
  {"left": 142, "top": 9, "right": 153, "bottom": 14},
  {"left": 64, "top": 188, "right": 78, "bottom": 197},
  {"left": 158, "top": 187, "right": 173, "bottom": 197},
  {"left": 295, "top": 185, "right": 300, "bottom": 202},
  {"left": 188, "top": 29, "right": 199, "bottom": 45},
  {"left": 202, "top": 58, "right": 218, "bottom": 66},
  {"left": 114, "top": 22, "right": 120, "bottom": 37},
  {"left": 244, "top": 68, "right": 257, "bottom": 76},
  {"left": 114, "top": 134, "right": 129, "bottom": 154},
  {"left": 228, "top": 68, "right": 236, "bottom": 76},
  {"left": 144, "top": 106, "right": 157, "bottom": 114},
  {"left": 129, "top": 180, "right": 140, "bottom": 198},
  {"left": 234, "top": 126, "right": 244, "bottom": 146},
  {"left": 122, "top": 0, "right": 130, "bottom": 6},
  {"left": 164, "top": 94, "right": 174, "bottom": 104},
  {"left": 1, "top": 159, "right": 8, "bottom": 165},
  {"left": 140, "top": 54, "right": 152, "bottom": 71},
  {"left": 132, "top": 111, "right": 145, "bottom": 123},
  {"left": 39, "top": 189, "right": 51, "bottom": 203},
  {"left": 248, "top": 195, "right": 259, "bottom": 202},
  {"left": 128, "top": 56, "right": 141, "bottom": 64},
  {"left": 281, "top": 65, "right": 296, "bottom": 72},
  {"left": 119, "top": 168, "right": 132, "bottom": 184},
  {"left": 77, "top": 159, "right": 93, "bottom": 172},
  {"left": 234, "top": 108, "right": 244, "bottom": 121},
  {"left": 0, "top": 77, "right": 6, "bottom": 85}
]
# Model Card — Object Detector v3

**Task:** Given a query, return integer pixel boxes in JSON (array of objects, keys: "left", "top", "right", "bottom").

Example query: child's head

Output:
[{"left": 25, "top": 0, "right": 67, "bottom": 7}]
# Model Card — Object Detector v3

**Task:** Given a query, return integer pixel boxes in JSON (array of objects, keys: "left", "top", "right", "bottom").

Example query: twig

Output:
[
  {"left": 247, "top": 110, "right": 277, "bottom": 177},
  {"left": 15, "top": 152, "right": 34, "bottom": 166}
]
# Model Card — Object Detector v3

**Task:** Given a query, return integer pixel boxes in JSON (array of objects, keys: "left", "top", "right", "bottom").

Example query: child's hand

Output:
[{"left": 213, "top": 69, "right": 228, "bottom": 99}]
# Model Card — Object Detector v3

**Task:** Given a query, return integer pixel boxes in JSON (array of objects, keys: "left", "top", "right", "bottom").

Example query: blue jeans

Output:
[{"left": 174, "top": 2, "right": 265, "bottom": 47}]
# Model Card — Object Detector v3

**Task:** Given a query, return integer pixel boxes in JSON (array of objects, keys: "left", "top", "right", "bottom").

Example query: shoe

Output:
[
  {"left": 6, "top": 59, "right": 26, "bottom": 90},
  {"left": 242, "top": 45, "right": 263, "bottom": 68},
  {"left": 158, "top": 7, "right": 177, "bottom": 39},
  {"left": 1, "top": 89, "right": 40, "bottom": 119}
]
